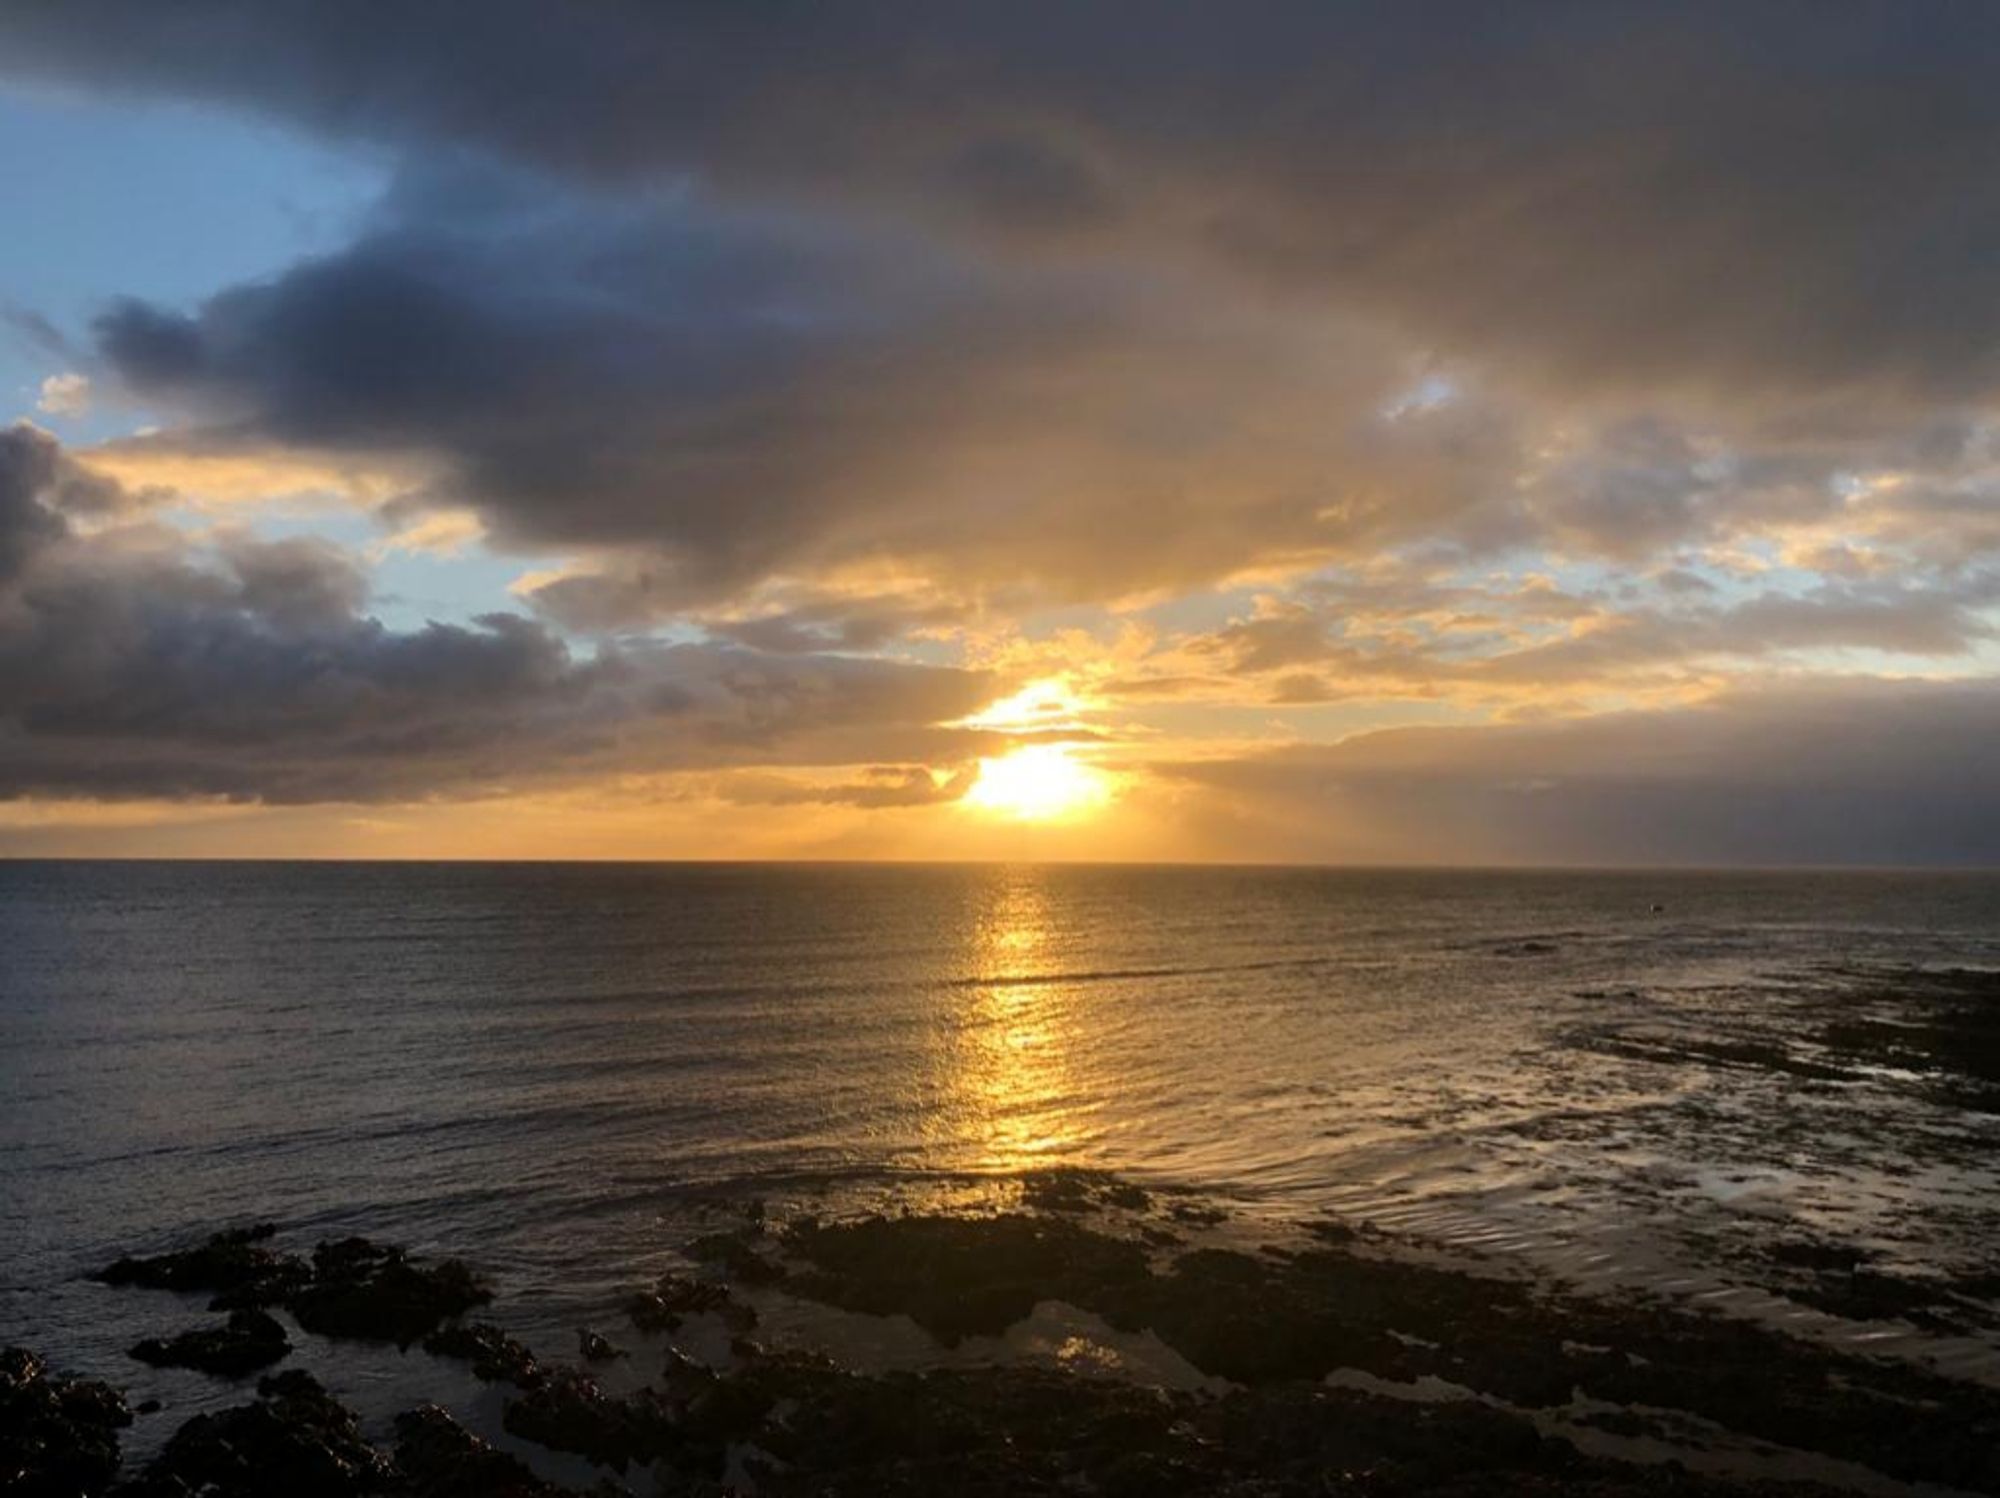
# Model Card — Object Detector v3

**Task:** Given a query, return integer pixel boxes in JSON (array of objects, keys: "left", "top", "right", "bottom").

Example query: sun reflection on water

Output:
[{"left": 950, "top": 870, "right": 1086, "bottom": 1171}]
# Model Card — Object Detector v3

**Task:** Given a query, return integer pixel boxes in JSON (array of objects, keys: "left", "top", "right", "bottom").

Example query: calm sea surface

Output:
[{"left": 5, "top": 862, "right": 2000, "bottom": 1427}]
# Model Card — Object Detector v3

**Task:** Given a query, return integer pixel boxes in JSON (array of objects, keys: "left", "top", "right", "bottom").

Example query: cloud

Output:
[
  {"left": 5, "top": 8, "right": 2000, "bottom": 862},
  {"left": 0, "top": 424, "right": 996, "bottom": 803},
  {"left": 721, "top": 764, "right": 979, "bottom": 809},
  {"left": 17, "top": 11, "right": 1997, "bottom": 622},
  {"left": 11, "top": 3, "right": 2000, "bottom": 404},
  {"left": 35, "top": 372, "right": 91, "bottom": 417},
  {"left": 1175, "top": 559, "right": 2000, "bottom": 711},
  {"left": 84, "top": 158, "right": 1519, "bottom": 611},
  {"left": 1166, "top": 678, "right": 2000, "bottom": 867}
]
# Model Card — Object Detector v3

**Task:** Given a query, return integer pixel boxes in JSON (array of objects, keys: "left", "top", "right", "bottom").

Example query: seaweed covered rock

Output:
[
  {"left": 129, "top": 1308, "right": 291, "bottom": 1378},
  {"left": 420, "top": 1322, "right": 543, "bottom": 1387},
  {"left": 115, "top": 1369, "right": 391, "bottom": 1497},
  {"left": 287, "top": 1238, "right": 491, "bottom": 1345},
  {"left": 0, "top": 1346, "right": 130, "bottom": 1497},
  {"left": 93, "top": 1224, "right": 309, "bottom": 1310}
]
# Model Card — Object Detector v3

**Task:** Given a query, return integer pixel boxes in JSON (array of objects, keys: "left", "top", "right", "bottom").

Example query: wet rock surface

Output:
[
  {"left": 111, "top": 1369, "right": 391, "bottom": 1497},
  {"left": 421, "top": 1321, "right": 544, "bottom": 1387},
  {"left": 1019, "top": 1167, "right": 1151, "bottom": 1215},
  {"left": 0, "top": 1346, "right": 130, "bottom": 1497},
  {"left": 1813, "top": 967, "right": 2000, "bottom": 1113},
  {"left": 779, "top": 1212, "right": 1151, "bottom": 1346},
  {"left": 95, "top": 1229, "right": 490, "bottom": 1350},
  {"left": 391, "top": 1403, "right": 573, "bottom": 1498},
  {"left": 93, "top": 1224, "right": 308, "bottom": 1310},
  {"left": 286, "top": 1238, "right": 492, "bottom": 1345},
  {"left": 687, "top": 1228, "right": 785, "bottom": 1286},
  {"left": 623, "top": 1273, "right": 734, "bottom": 1334},
  {"left": 500, "top": 1365, "right": 683, "bottom": 1472},
  {"left": 128, "top": 1308, "right": 291, "bottom": 1377}
]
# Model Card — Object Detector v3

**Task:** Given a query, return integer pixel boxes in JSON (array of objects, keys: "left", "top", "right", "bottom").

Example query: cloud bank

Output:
[
  {"left": 0, "top": 424, "right": 992, "bottom": 803},
  {"left": 1, "top": 4, "right": 1998, "bottom": 863}
]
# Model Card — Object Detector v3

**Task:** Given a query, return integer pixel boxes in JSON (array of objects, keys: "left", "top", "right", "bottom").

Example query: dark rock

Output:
[
  {"left": 391, "top": 1403, "right": 567, "bottom": 1498},
  {"left": 0, "top": 1346, "right": 129, "bottom": 1497},
  {"left": 115, "top": 1369, "right": 390, "bottom": 1497},
  {"left": 93, "top": 1224, "right": 309, "bottom": 1309},
  {"left": 1021, "top": 1168, "right": 1150, "bottom": 1214},
  {"left": 129, "top": 1308, "right": 291, "bottom": 1378},
  {"left": 93, "top": 1226, "right": 489, "bottom": 1346},
  {"left": 421, "top": 1322, "right": 543, "bottom": 1387},
  {"left": 1303, "top": 1215, "right": 1360, "bottom": 1244},
  {"left": 287, "top": 1238, "right": 491, "bottom": 1345},
  {"left": 780, "top": 1212, "right": 1151, "bottom": 1346},
  {"left": 686, "top": 1227, "right": 785, "bottom": 1285},
  {"left": 659, "top": 1347, "right": 719, "bottom": 1399},
  {"left": 135, "top": 1399, "right": 161, "bottom": 1416},
  {"left": 623, "top": 1273, "right": 731, "bottom": 1333},
  {"left": 576, "top": 1329, "right": 624, "bottom": 1363},
  {"left": 500, "top": 1365, "right": 678, "bottom": 1471}
]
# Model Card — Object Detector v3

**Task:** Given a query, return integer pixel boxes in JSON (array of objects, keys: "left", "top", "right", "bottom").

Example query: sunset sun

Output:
[{"left": 963, "top": 744, "right": 1109, "bottom": 821}]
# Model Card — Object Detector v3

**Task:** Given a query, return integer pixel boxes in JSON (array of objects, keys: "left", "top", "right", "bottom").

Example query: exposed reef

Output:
[{"left": 33, "top": 1177, "right": 2000, "bottom": 1494}]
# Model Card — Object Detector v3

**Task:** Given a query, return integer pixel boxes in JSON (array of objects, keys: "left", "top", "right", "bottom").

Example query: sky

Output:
[{"left": 1, "top": 2, "right": 1998, "bottom": 865}]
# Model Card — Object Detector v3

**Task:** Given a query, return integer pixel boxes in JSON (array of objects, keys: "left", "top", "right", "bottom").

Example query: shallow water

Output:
[{"left": 4, "top": 861, "right": 1999, "bottom": 1439}]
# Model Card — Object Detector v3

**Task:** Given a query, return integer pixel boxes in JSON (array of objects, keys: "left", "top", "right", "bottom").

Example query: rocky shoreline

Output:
[{"left": 6, "top": 1174, "right": 1998, "bottom": 1496}]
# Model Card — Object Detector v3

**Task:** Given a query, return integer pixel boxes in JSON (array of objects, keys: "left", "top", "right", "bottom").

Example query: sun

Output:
[{"left": 963, "top": 744, "right": 1109, "bottom": 822}]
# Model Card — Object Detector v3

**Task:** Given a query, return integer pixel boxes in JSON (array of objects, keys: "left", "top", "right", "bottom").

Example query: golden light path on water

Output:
[{"left": 953, "top": 869, "right": 1085, "bottom": 1170}]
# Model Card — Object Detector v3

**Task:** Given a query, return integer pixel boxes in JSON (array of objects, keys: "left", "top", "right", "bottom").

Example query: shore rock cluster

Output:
[
  {"left": 0, "top": 1346, "right": 129, "bottom": 1497},
  {"left": 13, "top": 1178, "right": 2000, "bottom": 1494},
  {"left": 128, "top": 1308, "right": 292, "bottom": 1378},
  {"left": 95, "top": 1226, "right": 491, "bottom": 1356}
]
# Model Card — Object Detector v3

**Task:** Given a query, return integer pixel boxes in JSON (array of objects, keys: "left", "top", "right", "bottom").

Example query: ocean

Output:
[{"left": 5, "top": 861, "right": 2000, "bottom": 1484}]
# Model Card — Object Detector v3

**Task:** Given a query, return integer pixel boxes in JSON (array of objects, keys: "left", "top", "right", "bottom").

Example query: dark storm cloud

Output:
[
  {"left": 85, "top": 161, "right": 1462, "bottom": 608},
  {"left": 10, "top": 2, "right": 2000, "bottom": 399},
  {"left": 0, "top": 425, "right": 70, "bottom": 580},
  {"left": 1169, "top": 680, "right": 2000, "bottom": 867},
  {"left": 0, "top": 425, "right": 994, "bottom": 802},
  {"left": 27, "top": 5, "right": 2000, "bottom": 617}
]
